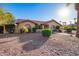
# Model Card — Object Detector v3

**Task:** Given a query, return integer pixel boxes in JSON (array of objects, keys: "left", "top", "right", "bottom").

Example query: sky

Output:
[{"left": 0, "top": 3, "right": 77, "bottom": 24}]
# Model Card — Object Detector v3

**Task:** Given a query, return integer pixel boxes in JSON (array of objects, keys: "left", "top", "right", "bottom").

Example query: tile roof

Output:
[{"left": 16, "top": 19, "right": 62, "bottom": 26}]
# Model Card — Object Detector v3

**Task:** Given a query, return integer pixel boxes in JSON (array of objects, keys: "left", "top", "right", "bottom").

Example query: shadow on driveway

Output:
[
  {"left": 19, "top": 33, "right": 48, "bottom": 51},
  {"left": 0, "top": 33, "right": 49, "bottom": 52}
]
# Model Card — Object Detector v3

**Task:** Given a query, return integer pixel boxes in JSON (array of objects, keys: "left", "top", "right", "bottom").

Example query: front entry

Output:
[
  {"left": 25, "top": 24, "right": 31, "bottom": 32},
  {"left": 44, "top": 24, "right": 49, "bottom": 28}
]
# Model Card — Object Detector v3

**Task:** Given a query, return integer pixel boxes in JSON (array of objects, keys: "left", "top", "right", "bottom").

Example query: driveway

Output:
[{"left": 0, "top": 33, "right": 79, "bottom": 56}]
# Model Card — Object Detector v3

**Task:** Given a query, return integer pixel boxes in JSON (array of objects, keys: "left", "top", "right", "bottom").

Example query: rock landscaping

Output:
[{"left": 0, "top": 33, "right": 78, "bottom": 56}]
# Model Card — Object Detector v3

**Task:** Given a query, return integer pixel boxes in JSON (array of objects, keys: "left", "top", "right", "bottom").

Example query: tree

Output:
[
  {"left": 0, "top": 7, "right": 15, "bottom": 25},
  {"left": 0, "top": 8, "right": 5, "bottom": 25},
  {"left": 75, "top": 3, "right": 79, "bottom": 37},
  {"left": 66, "top": 4, "right": 79, "bottom": 38},
  {"left": 74, "top": 18, "right": 77, "bottom": 24},
  {"left": 4, "top": 12, "right": 15, "bottom": 24}
]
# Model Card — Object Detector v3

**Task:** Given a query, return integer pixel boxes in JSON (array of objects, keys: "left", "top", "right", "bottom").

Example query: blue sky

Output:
[{"left": 0, "top": 3, "right": 77, "bottom": 24}]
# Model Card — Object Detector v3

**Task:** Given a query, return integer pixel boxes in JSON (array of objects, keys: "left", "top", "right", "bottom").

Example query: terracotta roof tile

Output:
[{"left": 16, "top": 19, "right": 62, "bottom": 26}]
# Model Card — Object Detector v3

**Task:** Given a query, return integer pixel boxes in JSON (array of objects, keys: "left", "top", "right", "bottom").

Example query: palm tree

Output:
[
  {"left": 4, "top": 12, "right": 15, "bottom": 24},
  {"left": 0, "top": 8, "right": 5, "bottom": 25},
  {"left": 0, "top": 7, "right": 15, "bottom": 25},
  {"left": 0, "top": 7, "right": 15, "bottom": 33},
  {"left": 74, "top": 18, "right": 77, "bottom": 24}
]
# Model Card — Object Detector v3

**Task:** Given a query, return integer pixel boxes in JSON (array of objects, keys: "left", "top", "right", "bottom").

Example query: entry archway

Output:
[{"left": 25, "top": 24, "right": 31, "bottom": 32}]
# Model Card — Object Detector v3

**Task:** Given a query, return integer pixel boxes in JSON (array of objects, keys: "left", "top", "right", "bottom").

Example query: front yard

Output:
[{"left": 0, "top": 32, "right": 79, "bottom": 56}]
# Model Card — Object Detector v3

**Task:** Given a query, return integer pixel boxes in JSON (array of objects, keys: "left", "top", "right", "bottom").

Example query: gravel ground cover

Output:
[{"left": 0, "top": 33, "right": 79, "bottom": 56}]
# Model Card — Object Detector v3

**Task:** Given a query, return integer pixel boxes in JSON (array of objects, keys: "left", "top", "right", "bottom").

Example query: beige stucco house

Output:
[
  {"left": 0, "top": 19, "right": 62, "bottom": 34},
  {"left": 16, "top": 19, "right": 62, "bottom": 32}
]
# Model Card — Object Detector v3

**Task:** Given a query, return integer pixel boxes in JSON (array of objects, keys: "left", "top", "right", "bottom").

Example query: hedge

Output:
[
  {"left": 32, "top": 27, "right": 37, "bottom": 32},
  {"left": 42, "top": 29, "right": 52, "bottom": 37}
]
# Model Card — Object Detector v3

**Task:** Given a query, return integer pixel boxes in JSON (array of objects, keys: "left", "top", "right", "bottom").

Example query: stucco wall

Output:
[
  {"left": 15, "top": 24, "right": 19, "bottom": 33},
  {"left": 46, "top": 21, "right": 61, "bottom": 29},
  {"left": 18, "top": 21, "right": 36, "bottom": 29}
]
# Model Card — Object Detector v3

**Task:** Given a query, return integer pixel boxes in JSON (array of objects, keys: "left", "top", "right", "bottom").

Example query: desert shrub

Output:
[
  {"left": 64, "top": 26, "right": 69, "bottom": 30},
  {"left": 58, "top": 29, "right": 62, "bottom": 32},
  {"left": 64, "top": 26, "right": 72, "bottom": 33},
  {"left": 32, "top": 27, "right": 37, "bottom": 32},
  {"left": 42, "top": 29, "right": 52, "bottom": 37},
  {"left": 64, "top": 26, "right": 76, "bottom": 30},
  {"left": 66, "top": 28, "right": 72, "bottom": 33},
  {"left": 56, "top": 26, "right": 60, "bottom": 30},
  {"left": 64, "top": 26, "right": 77, "bottom": 33},
  {"left": 23, "top": 26, "right": 29, "bottom": 33},
  {"left": 71, "top": 26, "right": 77, "bottom": 30},
  {"left": 35, "top": 25, "right": 39, "bottom": 29},
  {"left": 55, "top": 26, "right": 62, "bottom": 32}
]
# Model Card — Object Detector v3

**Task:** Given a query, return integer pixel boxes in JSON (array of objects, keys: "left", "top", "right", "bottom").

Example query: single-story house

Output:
[
  {"left": 0, "top": 19, "right": 62, "bottom": 34},
  {"left": 16, "top": 19, "right": 62, "bottom": 32}
]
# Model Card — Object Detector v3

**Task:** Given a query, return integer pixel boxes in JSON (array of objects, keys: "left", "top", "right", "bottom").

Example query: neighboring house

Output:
[
  {"left": 0, "top": 24, "right": 16, "bottom": 34},
  {"left": 16, "top": 19, "right": 62, "bottom": 32},
  {"left": 68, "top": 23, "right": 77, "bottom": 27}
]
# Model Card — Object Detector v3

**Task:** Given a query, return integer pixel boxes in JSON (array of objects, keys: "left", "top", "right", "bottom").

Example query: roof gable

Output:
[{"left": 16, "top": 19, "right": 62, "bottom": 26}]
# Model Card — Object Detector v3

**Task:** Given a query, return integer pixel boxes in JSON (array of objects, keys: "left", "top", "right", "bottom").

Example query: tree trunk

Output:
[
  {"left": 75, "top": 4, "right": 79, "bottom": 37},
  {"left": 76, "top": 11, "right": 79, "bottom": 37},
  {"left": 3, "top": 25, "right": 6, "bottom": 34}
]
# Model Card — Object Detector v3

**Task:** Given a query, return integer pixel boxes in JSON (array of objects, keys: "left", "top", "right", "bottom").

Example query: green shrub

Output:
[
  {"left": 35, "top": 25, "right": 39, "bottom": 29},
  {"left": 56, "top": 26, "right": 62, "bottom": 32},
  {"left": 66, "top": 28, "right": 72, "bottom": 33},
  {"left": 42, "top": 29, "right": 52, "bottom": 37},
  {"left": 64, "top": 26, "right": 72, "bottom": 33},
  {"left": 64, "top": 26, "right": 77, "bottom": 33},
  {"left": 32, "top": 27, "right": 37, "bottom": 32},
  {"left": 64, "top": 26, "right": 77, "bottom": 30},
  {"left": 56, "top": 26, "right": 60, "bottom": 30},
  {"left": 71, "top": 26, "right": 77, "bottom": 30},
  {"left": 64, "top": 26, "right": 69, "bottom": 30}
]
